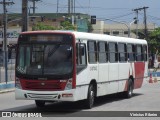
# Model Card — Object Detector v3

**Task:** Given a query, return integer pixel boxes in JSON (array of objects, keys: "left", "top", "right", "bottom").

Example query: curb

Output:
[
  {"left": 0, "top": 88, "right": 15, "bottom": 94},
  {"left": 0, "top": 82, "right": 15, "bottom": 94}
]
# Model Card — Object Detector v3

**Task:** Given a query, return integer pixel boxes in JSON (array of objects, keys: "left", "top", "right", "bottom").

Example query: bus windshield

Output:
[{"left": 16, "top": 43, "right": 73, "bottom": 77}]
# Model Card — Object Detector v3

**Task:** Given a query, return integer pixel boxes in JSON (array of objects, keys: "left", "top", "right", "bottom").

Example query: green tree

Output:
[
  {"left": 131, "top": 29, "right": 145, "bottom": 39},
  {"left": 60, "top": 21, "right": 75, "bottom": 30},
  {"left": 32, "top": 23, "right": 57, "bottom": 31},
  {"left": 148, "top": 27, "right": 160, "bottom": 53}
]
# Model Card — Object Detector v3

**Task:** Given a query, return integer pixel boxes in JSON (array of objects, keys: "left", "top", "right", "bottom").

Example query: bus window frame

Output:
[
  {"left": 136, "top": 44, "right": 143, "bottom": 62},
  {"left": 98, "top": 41, "right": 108, "bottom": 63},
  {"left": 108, "top": 42, "right": 118, "bottom": 63},
  {"left": 127, "top": 43, "right": 135, "bottom": 62},
  {"left": 143, "top": 45, "right": 148, "bottom": 62},
  {"left": 87, "top": 40, "right": 97, "bottom": 64},
  {"left": 118, "top": 42, "right": 127, "bottom": 63}
]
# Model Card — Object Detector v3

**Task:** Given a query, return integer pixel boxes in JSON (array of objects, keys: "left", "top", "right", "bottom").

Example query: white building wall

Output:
[
  {"left": 92, "top": 20, "right": 157, "bottom": 38},
  {"left": 92, "top": 20, "right": 104, "bottom": 34}
]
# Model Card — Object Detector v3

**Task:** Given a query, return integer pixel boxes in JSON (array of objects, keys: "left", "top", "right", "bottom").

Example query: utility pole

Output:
[
  {"left": 68, "top": 0, "right": 71, "bottom": 15},
  {"left": 29, "top": 0, "right": 40, "bottom": 15},
  {"left": 74, "top": 0, "right": 76, "bottom": 25},
  {"left": 56, "top": 0, "right": 59, "bottom": 18},
  {"left": 0, "top": 0, "right": 14, "bottom": 84},
  {"left": 133, "top": 9, "right": 139, "bottom": 38},
  {"left": 143, "top": 7, "right": 149, "bottom": 40},
  {"left": 68, "top": 0, "right": 74, "bottom": 14},
  {"left": 22, "top": 0, "right": 28, "bottom": 32},
  {"left": 68, "top": 0, "right": 75, "bottom": 25},
  {"left": 71, "top": 0, "right": 73, "bottom": 14},
  {"left": 133, "top": 7, "right": 149, "bottom": 39},
  {"left": 71, "top": 0, "right": 74, "bottom": 25}
]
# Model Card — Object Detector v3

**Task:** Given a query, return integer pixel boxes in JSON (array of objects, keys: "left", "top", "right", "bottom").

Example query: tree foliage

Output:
[
  {"left": 32, "top": 23, "right": 57, "bottom": 31},
  {"left": 131, "top": 29, "right": 145, "bottom": 39},
  {"left": 32, "top": 21, "right": 75, "bottom": 31},
  {"left": 60, "top": 21, "right": 75, "bottom": 30},
  {"left": 149, "top": 27, "right": 160, "bottom": 39},
  {"left": 148, "top": 27, "right": 160, "bottom": 53}
]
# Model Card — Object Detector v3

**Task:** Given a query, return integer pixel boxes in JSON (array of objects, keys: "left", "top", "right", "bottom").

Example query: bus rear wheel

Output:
[
  {"left": 85, "top": 84, "right": 95, "bottom": 109},
  {"left": 35, "top": 100, "right": 45, "bottom": 108},
  {"left": 124, "top": 78, "right": 134, "bottom": 98}
]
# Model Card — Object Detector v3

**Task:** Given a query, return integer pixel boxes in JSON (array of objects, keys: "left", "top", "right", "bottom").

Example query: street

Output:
[{"left": 0, "top": 81, "right": 160, "bottom": 117}]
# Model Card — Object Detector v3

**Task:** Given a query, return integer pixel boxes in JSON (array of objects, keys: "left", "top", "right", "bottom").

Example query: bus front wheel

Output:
[
  {"left": 124, "top": 78, "right": 134, "bottom": 98},
  {"left": 35, "top": 100, "right": 45, "bottom": 108},
  {"left": 85, "top": 84, "right": 95, "bottom": 109}
]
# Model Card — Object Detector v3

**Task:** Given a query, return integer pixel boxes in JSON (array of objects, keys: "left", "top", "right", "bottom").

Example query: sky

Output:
[{"left": 1, "top": 0, "right": 160, "bottom": 26}]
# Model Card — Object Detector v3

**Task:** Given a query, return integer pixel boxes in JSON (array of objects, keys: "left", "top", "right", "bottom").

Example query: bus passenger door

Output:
[
  {"left": 76, "top": 43, "right": 88, "bottom": 85},
  {"left": 76, "top": 43, "right": 88, "bottom": 100}
]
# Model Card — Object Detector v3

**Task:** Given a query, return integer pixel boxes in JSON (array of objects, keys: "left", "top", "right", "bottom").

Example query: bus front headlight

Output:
[{"left": 64, "top": 79, "right": 72, "bottom": 90}]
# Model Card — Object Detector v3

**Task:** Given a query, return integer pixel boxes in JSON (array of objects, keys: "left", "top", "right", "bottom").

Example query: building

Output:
[
  {"left": 92, "top": 20, "right": 157, "bottom": 38},
  {"left": 0, "top": 13, "right": 89, "bottom": 51}
]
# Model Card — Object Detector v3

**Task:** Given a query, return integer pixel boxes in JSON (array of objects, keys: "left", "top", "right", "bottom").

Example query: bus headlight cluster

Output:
[{"left": 65, "top": 79, "right": 72, "bottom": 90}]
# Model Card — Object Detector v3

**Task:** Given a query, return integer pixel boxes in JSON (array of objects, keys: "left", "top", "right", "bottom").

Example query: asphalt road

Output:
[{"left": 0, "top": 81, "right": 160, "bottom": 119}]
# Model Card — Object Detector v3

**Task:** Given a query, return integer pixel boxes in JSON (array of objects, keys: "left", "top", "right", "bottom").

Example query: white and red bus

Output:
[{"left": 15, "top": 31, "right": 148, "bottom": 109}]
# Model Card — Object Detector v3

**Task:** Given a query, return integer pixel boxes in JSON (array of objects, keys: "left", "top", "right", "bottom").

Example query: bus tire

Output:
[
  {"left": 85, "top": 84, "right": 95, "bottom": 109},
  {"left": 35, "top": 100, "right": 45, "bottom": 108},
  {"left": 124, "top": 78, "right": 134, "bottom": 98}
]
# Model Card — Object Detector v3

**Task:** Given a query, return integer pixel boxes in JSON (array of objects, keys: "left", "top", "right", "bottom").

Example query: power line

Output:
[
  {"left": 75, "top": 0, "right": 89, "bottom": 14},
  {"left": 135, "top": 12, "right": 160, "bottom": 27},
  {"left": 109, "top": 12, "right": 134, "bottom": 20},
  {"left": 133, "top": 7, "right": 149, "bottom": 39},
  {"left": 56, "top": 0, "right": 59, "bottom": 17},
  {"left": 28, "top": 0, "right": 40, "bottom": 15},
  {"left": 147, "top": 14, "right": 160, "bottom": 20},
  {"left": 143, "top": 7, "right": 149, "bottom": 39}
]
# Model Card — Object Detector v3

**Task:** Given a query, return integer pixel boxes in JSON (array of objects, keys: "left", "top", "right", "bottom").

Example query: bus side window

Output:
[
  {"left": 98, "top": 41, "right": 108, "bottom": 63},
  {"left": 118, "top": 43, "right": 127, "bottom": 62},
  {"left": 127, "top": 44, "right": 135, "bottom": 62},
  {"left": 76, "top": 43, "right": 87, "bottom": 65},
  {"left": 88, "top": 41, "right": 97, "bottom": 64},
  {"left": 108, "top": 42, "right": 118, "bottom": 63},
  {"left": 136, "top": 45, "right": 143, "bottom": 61}
]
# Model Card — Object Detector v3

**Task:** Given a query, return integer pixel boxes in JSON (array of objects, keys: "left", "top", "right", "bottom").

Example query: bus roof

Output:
[{"left": 20, "top": 30, "right": 147, "bottom": 45}]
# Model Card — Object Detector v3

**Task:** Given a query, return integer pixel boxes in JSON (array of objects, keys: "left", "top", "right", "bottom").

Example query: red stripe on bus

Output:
[
  {"left": 134, "top": 62, "right": 145, "bottom": 89},
  {"left": 72, "top": 34, "right": 76, "bottom": 89}
]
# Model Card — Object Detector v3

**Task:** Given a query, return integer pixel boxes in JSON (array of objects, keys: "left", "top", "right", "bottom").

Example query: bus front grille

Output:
[{"left": 20, "top": 80, "right": 67, "bottom": 91}]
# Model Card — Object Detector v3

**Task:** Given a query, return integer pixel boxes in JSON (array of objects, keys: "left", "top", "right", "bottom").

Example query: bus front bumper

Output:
[{"left": 15, "top": 88, "right": 76, "bottom": 102}]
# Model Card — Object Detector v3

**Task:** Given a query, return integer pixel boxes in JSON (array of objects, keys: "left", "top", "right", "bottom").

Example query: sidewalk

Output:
[
  {"left": 0, "top": 81, "right": 15, "bottom": 93},
  {"left": 0, "top": 63, "right": 15, "bottom": 93}
]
